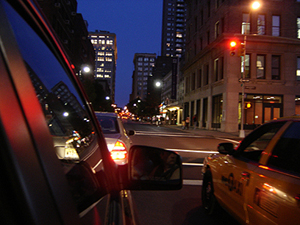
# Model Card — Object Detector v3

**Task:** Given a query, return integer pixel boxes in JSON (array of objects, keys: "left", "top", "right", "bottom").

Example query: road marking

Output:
[
  {"left": 183, "top": 162, "right": 203, "bottom": 166},
  {"left": 167, "top": 148, "right": 218, "bottom": 154},
  {"left": 183, "top": 179, "right": 203, "bottom": 186}
]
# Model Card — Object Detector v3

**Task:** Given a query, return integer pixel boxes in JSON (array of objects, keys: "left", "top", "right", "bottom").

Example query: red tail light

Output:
[{"left": 110, "top": 141, "right": 127, "bottom": 161}]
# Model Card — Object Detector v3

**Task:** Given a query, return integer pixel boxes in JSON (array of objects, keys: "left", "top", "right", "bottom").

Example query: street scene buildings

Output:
[{"left": 182, "top": 0, "right": 300, "bottom": 133}]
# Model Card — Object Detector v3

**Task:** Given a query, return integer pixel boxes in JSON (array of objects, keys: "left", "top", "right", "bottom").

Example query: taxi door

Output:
[
  {"left": 247, "top": 121, "right": 300, "bottom": 225},
  {"left": 216, "top": 121, "right": 286, "bottom": 224},
  {"left": 215, "top": 155, "right": 257, "bottom": 223}
]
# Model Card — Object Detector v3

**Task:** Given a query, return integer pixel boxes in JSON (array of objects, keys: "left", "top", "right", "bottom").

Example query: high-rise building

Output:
[
  {"left": 89, "top": 30, "right": 117, "bottom": 102},
  {"left": 161, "top": 0, "right": 186, "bottom": 59},
  {"left": 37, "top": 0, "right": 95, "bottom": 76},
  {"left": 183, "top": 0, "right": 300, "bottom": 133},
  {"left": 130, "top": 53, "right": 156, "bottom": 102}
]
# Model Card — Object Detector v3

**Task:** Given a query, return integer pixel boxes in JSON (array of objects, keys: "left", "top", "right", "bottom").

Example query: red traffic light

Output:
[
  {"left": 229, "top": 40, "right": 239, "bottom": 56},
  {"left": 230, "top": 41, "right": 237, "bottom": 48}
]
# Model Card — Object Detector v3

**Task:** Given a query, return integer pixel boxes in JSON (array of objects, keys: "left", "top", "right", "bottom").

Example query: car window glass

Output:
[
  {"left": 4, "top": 2, "right": 102, "bottom": 165},
  {"left": 267, "top": 122, "right": 300, "bottom": 175},
  {"left": 96, "top": 115, "right": 120, "bottom": 134},
  {"left": 238, "top": 122, "right": 285, "bottom": 162}
]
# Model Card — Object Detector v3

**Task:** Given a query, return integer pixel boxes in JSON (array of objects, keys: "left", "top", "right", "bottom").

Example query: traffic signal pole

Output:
[{"left": 240, "top": 34, "right": 247, "bottom": 138}]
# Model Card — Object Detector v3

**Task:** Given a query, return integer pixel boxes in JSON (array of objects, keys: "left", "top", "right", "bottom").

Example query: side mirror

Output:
[
  {"left": 127, "top": 145, "right": 182, "bottom": 190},
  {"left": 127, "top": 130, "right": 135, "bottom": 136},
  {"left": 218, "top": 142, "right": 234, "bottom": 155}
]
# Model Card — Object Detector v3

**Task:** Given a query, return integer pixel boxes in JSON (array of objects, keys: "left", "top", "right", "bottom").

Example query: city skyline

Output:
[{"left": 77, "top": 0, "right": 163, "bottom": 108}]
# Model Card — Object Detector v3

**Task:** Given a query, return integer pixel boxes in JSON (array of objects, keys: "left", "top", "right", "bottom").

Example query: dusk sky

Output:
[{"left": 77, "top": 0, "right": 163, "bottom": 108}]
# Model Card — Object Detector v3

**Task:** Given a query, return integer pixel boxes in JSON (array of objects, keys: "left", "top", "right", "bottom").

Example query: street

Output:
[{"left": 124, "top": 121, "right": 241, "bottom": 225}]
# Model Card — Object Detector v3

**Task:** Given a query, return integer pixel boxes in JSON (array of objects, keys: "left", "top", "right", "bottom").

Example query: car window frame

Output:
[
  {"left": 0, "top": 0, "right": 121, "bottom": 220},
  {"left": 234, "top": 121, "right": 287, "bottom": 164}
]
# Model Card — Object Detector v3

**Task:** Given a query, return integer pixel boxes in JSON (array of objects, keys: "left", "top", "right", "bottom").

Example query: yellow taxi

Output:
[{"left": 202, "top": 117, "right": 300, "bottom": 225}]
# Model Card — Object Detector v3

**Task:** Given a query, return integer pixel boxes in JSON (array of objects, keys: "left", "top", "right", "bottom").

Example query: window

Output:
[
  {"left": 297, "top": 57, "right": 300, "bottom": 81},
  {"left": 204, "top": 64, "right": 209, "bottom": 85},
  {"left": 212, "top": 95, "right": 223, "bottom": 127},
  {"left": 197, "top": 69, "right": 202, "bottom": 88},
  {"left": 214, "top": 58, "right": 219, "bottom": 81},
  {"left": 297, "top": 17, "right": 300, "bottom": 39},
  {"left": 272, "top": 15, "right": 280, "bottom": 36},
  {"left": 185, "top": 76, "right": 190, "bottom": 93},
  {"left": 256, "top": 55, "right": 265, "bottom": 79},
  {"left": 242, "top": 13, "right": 250, "bottom": 34},
  {"left": 220, "top": 57, "right": 224, "bottom": 80},
  {"left": 257, "top": 14, "right": 265, "bottom": 35},
  {"left": 191, "top": 73, "right": 196, "bottom": 91},
  {"left": 241, "top": 54, "right": 250, "bottom": 78},
  {"left": 6, "top": 0, "right": 103, "bottom": 178},
  {"left": 238, "top": 121, "right": 285, "bottom": 162},
  {"left": 272, "top": 55, "right": 280, "bottom": 80},
  {"left": 267, "top": 122, "right": 300, "bottom": 174},
  {"left": 215, "top": 21, "right": 220, "bottom": 38}
]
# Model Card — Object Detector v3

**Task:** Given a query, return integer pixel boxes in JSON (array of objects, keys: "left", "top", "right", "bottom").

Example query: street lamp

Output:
[{"left": 240, "top": 1, "right": 261, "bottom": 138}]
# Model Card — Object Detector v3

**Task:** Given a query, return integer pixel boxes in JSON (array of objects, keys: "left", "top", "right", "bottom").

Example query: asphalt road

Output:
[{"left": 124, "top": 121, "right": 240, "bottom": 225}]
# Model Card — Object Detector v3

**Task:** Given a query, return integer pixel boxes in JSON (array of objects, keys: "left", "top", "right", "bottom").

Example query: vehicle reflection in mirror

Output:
[{"left": 129, "top": 146, "right": 182, "bottom": 190}]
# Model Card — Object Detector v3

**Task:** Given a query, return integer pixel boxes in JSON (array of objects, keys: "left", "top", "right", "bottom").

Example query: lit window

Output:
[
  {"left": 106, "top": 57, "right": 112, "bottom": 62},
  {"left": 242, "top": 13, "right": 250, "bottom": 34},
  {"left": 257, "top": 14, "right": 265, "bottom": 35},
  {"left": 297, "top": 57, "right": 300, "bottom": 81},
  {"left": 256, "top": 55, "right": 265, "bottom": 79}
]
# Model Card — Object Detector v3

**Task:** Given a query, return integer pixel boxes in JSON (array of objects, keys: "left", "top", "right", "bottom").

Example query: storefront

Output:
[{"left": 240, "top": 94, "right": 283, "bottom": 129}]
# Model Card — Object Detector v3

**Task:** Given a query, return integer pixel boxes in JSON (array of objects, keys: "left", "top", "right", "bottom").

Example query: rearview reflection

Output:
[{"left": 130, "top": 146, "right": 181, "bottom": 183}]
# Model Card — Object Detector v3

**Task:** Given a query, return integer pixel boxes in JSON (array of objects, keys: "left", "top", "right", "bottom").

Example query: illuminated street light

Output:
[
  {"left": 155, "top": 81, "right": 161, "bottom": 87},
  {"left": 106, "top": 96, "right": 110, "bottom": 100},
  {"left": 83, "top": 66, "right": 91, "bottom": 73},
  {"left": 240, "top": 1, "right": 261, "bottom": 138}
]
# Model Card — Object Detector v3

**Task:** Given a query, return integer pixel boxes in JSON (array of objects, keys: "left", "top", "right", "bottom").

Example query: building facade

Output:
[
  {"left": 184, "top": 0, "right": 300, "bottom": 133},
  {"left": 130, "top": 53, "right": 156, "bottom": 102},
  {"left": 89, "top": 30, "right": 117, "bottom": 102},
  {"left": 161, "top": 0, "right": 186, "bottom": 59},
  {"left": 37, "top": 0, "right": 95, "bottom": 76}
]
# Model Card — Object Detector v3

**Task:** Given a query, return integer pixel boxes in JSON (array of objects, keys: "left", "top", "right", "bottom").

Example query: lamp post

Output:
[{"left": 239, "top": 1, "right": 261, "bottom": 138}]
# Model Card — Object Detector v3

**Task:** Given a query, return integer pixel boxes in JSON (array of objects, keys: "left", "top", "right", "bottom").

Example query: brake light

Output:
[{"left": 110, "top": 141, "right": 127, "bottom": 161}]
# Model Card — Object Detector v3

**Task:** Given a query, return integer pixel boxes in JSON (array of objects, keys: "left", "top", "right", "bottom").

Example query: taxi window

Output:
[
  {"left": 267, "top": 122, "right": 300, "bottom": 175},
  {"left": 238, "top": 122, "right": 285, "bottom": 162},
  {"left": 4, "top": 2, "right": 103, "bottom": 166}
]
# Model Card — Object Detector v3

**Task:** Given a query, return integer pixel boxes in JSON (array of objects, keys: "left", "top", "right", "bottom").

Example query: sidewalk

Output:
[{"left": 164, "top": 124, "right": 252, "bottom": 140}]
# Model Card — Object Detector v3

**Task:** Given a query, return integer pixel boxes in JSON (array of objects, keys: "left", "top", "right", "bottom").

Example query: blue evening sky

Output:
[{"left": 77, "top": 0, "right": 163, "bottom": 108}]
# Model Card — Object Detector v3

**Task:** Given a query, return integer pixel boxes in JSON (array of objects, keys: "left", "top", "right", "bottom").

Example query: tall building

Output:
[
  {"left": 183, "top": 0, "right": 300, "bottom": 134},
  {"left": 89, "top": 30, "right": 117, "bottom": 103},
  {"left": 130, "top": 53, "right": 156, "bottom": 102},
  {"left": 37, "top": 0, "right": 95, "bottom": 76},
  {"left": 161, "top": 0, "right": 186, "bottom": 59}
]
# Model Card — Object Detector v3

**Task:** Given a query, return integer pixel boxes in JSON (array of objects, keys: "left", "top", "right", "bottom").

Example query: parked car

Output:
[
  {"left": 95, "top": 112, "right": 134, "bottom": 165},
  {"left": 0, "top": 1, "right": 182, "bottom": 224},
  {"left": 202, "top": 117, "right": 300, "bottom": 225}
]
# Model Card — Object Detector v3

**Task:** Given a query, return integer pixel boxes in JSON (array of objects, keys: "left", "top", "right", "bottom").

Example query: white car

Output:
[{"left": 95, "top": 112, "right": 134, "bottom": 165}]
